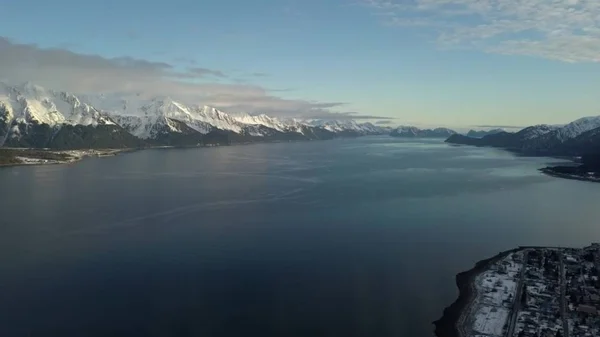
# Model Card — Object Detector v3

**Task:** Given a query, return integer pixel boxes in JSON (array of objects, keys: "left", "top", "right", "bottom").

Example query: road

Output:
[
  {"left": 505, "top": 250, "right": 528, "bottom": 337},
  {"left": 559, "top": 252, "right": 569, "bottom": 337}
]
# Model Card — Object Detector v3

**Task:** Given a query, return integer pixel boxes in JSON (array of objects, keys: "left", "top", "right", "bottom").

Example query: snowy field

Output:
[
  {"left": 468, "top": 252, "right": 524, "bottom": 337},
  {"left": 8, "top": 149, "right": 124, "bottom": 166},
  {"left": 479, "top": 272, "right": 518, "bottom": 307},
  {"left": 476, "top": 252, "right": 522, "bottom": 308},
  {"left": 472, "top": 305, "right": 509, "bottom": 336},
  {"left": 15, "top": 156, "right": 62, "bottom": 165}
]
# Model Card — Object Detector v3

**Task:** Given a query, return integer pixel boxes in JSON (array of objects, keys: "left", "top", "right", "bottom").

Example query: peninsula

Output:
[{"left": 435, "top": 244, "right": 600, "bottom": 337}]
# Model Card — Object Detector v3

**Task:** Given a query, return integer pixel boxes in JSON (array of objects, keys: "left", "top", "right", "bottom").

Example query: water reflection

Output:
[{"left": 1, "top": 138, "right": 600, "bottom": 337}]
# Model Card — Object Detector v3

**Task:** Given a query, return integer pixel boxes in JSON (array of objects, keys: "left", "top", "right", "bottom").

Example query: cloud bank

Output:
[
  {"left": 364, "top": 0, "right": 600, "bottom": 63},
  {"left": 0, "top": 37, "right": 384, "bottom": 120}
]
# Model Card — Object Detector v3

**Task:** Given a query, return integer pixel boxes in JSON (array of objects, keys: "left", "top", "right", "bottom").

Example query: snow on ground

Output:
[
  {"left": 11, "top": 149, "right": 123, "bottom": 166},
  {"left": 15, "top": 156, "right": 61, "bottom": 165},
  {"left": 526, "top": 282, "right": 548, "bottom": 295},
  {"left": 476, "top": 253, "right": 522, "bottom": 308},
  {"left": 472, "top": 305, "right": 509, "bottom": 336},
  {"left": 468, "top": 252, "right": 523, "bottom": 337},
  {"left": 479, "top": 272, "right": 517, "bottom": 306}
]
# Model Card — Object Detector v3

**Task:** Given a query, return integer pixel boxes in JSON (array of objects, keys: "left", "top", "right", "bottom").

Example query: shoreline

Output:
[
  {"left": 539, "top": 167, "right": 600, "bottom": 183},
  {"left": 0, "top": 148, "right": 138, "bottom": 168},
  {"left": 0, "top": 135, "right": 367, "bottom": 168},
  {"left": 447, "top": 142, "right": 600, "bottom": 184},
  {"left": 0, "top": 138, "right": 333, "bottom": 168},
  {"left": 432, "top": 248, "right": 521, "bottom": 337}
]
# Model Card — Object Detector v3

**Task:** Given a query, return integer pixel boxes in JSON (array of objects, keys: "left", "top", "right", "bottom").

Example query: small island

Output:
[{"left": 435, "top": 244, "right": 600, "bottom": 337}]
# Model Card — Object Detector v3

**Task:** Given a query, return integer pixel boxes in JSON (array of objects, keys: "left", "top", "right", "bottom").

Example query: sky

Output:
[{"left": 1, "top": 0, "right": 600, "bottom": 128}]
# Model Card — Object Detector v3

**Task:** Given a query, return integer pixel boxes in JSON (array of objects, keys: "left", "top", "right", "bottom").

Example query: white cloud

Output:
[
  {"left": 363, "top": 0, "right": 600, "bottom": 62},
  {"left": 0, "top": 37, "right": 386, "bottom": 120}
]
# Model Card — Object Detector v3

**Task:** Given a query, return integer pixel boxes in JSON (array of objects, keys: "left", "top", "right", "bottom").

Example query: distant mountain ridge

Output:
[
  {"left": 446, "top": 117, "right": 600, "bottom": 156},
  {"left": 466, "top": 129, "right": 504, "bottom": 138},
  {"left": 0, "top": 82, "right": 390, "bottom": 149},
  {"left": 390, "top": 126, "right": 456, "bottom": 138}
]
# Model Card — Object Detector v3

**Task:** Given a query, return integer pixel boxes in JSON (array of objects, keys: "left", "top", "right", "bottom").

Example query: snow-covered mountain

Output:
[
  {"left": 553, "top": 116, "right": 600, "bottom": 141},
  {"left": 0, "top": 82, "right": 120, "bottom": 146},
  {"left": 0, "top": 82, "right": 388, "bottom": 149},
  {"left": 447, "top": 115, "right": 600, "bottom": 156},
  {"left": 516, "top": 117, "right": 600, "bottom": 153},
  {"left": 390, "top": 126, "right": 456, "bottom": 138},
  {"left": 108, "top": 99, "right": 217, "bottom": 139},
  {"left": 516, "top": 124, "right": 557, "bottom": 141},
  {"left": 0, "top": 82, "right": 115, "bottom": 128},
  {"left": 306, "top": 119, "right": 389, "bottom": 135}
]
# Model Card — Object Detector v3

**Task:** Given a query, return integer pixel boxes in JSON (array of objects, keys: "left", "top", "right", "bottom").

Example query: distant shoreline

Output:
[
  {"left": 0, "top": 138, "right": 336, "bottom": 168},
  {"left": 540, "top": 166, "right": 600, "bottom": 183},
  {"left": 0, "top": 148, "right": 136, "bottom": 168}
]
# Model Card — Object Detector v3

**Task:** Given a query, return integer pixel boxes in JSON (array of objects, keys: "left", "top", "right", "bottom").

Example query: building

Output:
[{"left": 577, "top": 304, "right": 598, "bottom": 315}]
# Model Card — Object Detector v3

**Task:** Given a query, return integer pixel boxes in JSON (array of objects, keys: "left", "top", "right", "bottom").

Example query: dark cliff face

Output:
[
  {"left": 559, "top": 128, "right": 600, "bottom": 156},
  {"left": 477, "top": 132, "right": 521, "bottom": 148}
]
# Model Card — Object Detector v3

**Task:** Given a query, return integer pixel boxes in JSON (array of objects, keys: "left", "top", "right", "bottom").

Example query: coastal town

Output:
[
  {"left": 0, "top": 148, "right": 130, "bottom": 166},
  {"left": 437, "top": 244, "right": 600, "bottom": 337}
]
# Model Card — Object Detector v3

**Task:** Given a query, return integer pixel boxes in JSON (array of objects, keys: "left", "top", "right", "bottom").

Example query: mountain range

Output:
[
  {"left": 390, "top": 126, "right": 456, "bottom": 138},
  {"left": 446, "top": 116, "right": 600, "bottom": 156},
  {"left": 0, "top": 82, "right": 391, "bottom": 149}
]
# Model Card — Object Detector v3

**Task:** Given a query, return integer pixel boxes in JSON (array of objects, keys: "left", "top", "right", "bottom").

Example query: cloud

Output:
[
  {"left": 0, "top": 37, "right": 386, "bottom": 119},
  {"left": 186, "top": 67, "right": 227, "bottom": 78},
  {"left": 363, "top": 0, "right": 600, "bottom": 63},
  {"left": 375, "top": 120, "right": 393, "bottom": 124},
  {"left": 307, "top": 112, "right": 393, "bottom": 120},
  {"left": 173, "top": 57, "right": 197, "bottom": 65}
]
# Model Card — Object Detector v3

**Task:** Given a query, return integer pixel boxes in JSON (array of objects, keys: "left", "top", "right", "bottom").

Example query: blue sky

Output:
[{"left": 1, "top": 0, "right": 600, "bottom": 127}]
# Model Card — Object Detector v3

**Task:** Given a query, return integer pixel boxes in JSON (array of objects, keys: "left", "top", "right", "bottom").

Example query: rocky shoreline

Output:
[{"left": 433, "top": 248, "right": 520, "bottom": 337}]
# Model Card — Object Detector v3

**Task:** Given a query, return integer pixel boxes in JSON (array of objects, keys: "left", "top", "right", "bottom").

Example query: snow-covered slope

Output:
[
  {"left": 515, "top": 124, "right": 557, "bottom": 140},
  {"left": 390, "top": 126, "right": 456, "bottom": 138},
  {"left": 0, "top": 82, "right": 114, "bottom": 127},
  {"left": 514, "top": 118, "right": 600, "bottom": 143},
  {"left": 305, "top": 119, "right": 387, "bottom": 135},
  {"left": 84, "top": 93, "right": 386, "bottom": 139},
  {"left": 554, "top": 116, "right": 600, "bottom": 141},
  {"left": 0, "top": 82, "right": 394, "bottom": 148},
  {"left": 232, "top": 112, "right": 289, "bottom": 132},
  {"left": 515, "top": 117, "right": 600, "bottom": 153},
  {"left": 86, "top": 95, "right": 315, "bottom": 138},
  {"left": 110, "top": 99, "right": 218, "bottom": 139},
  {"left": 391, "top": 126, "right": 420, "bottom": 137}
]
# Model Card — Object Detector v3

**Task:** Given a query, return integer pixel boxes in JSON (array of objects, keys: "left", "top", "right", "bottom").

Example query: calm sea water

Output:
[{"left": 1, "top": 137, "right": 600, "bottom": 337}]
